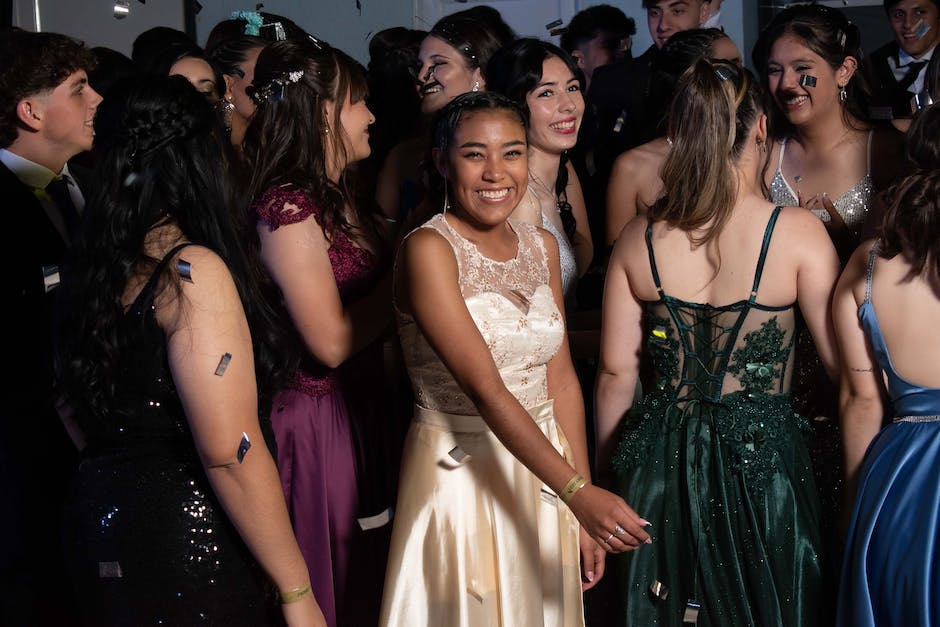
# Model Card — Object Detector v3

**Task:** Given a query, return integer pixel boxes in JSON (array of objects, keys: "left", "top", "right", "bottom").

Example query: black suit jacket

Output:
[
  {"left": 0, "top": 160, "right": 80, "bottom": 625},
  {"left": 867, "top": 40, "right": 925, "bottom": 120}
]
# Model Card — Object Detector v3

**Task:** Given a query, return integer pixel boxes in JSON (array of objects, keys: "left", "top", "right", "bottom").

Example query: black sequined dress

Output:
[{"left": 64, "top": 244, "right": 281, "bottom": 626}]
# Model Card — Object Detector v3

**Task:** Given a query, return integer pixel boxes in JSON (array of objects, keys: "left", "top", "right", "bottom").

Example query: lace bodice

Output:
[
  {"left": 252, "top": 185, "right": 379, "bottom": 396},
  {"left": 396, "top": 214, "right": 564, "bottom": 414},
  {"left": 614, "top": 208, "right": 807, "bottom": 489}
]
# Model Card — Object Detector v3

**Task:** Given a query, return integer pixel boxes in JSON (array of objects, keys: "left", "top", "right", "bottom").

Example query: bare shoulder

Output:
[
  {"left": 400, "top": 224, "right": 454, "bottom": 269},
  {"left": 537, "top": 225, "right": 561, "bottom": 259},
  {"left": 773, "top": 204, "right": 830, "bottom": 236},
  {"left": 609, "top": 213, "right": 648, "bottom": 265}
]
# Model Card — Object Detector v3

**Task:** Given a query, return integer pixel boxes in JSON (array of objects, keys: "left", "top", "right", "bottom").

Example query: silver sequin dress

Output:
[{"left": 769, "top": 133, "right": 874, "bottom": 241}]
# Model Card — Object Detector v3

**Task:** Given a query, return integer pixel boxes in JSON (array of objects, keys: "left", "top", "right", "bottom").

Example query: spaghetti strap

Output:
[
  {"left": 749, "top": 207, "right": 782, "bottom": 303},
  {"left": 864, "top": 239, "right": 880, "bottom": 304},
  {"left": 645, "top": 219, "right": 665, "bottom": 299},
  {"left": 143, "top": 242, "right": 196, "bottom": 291}
]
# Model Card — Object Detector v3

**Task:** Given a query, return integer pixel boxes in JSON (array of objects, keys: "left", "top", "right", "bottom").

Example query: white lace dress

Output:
[{"left": 379, "top": 214, "right": 584, "bottom": 627}]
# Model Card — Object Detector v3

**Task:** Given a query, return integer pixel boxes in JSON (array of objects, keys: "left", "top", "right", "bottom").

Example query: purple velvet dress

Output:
[{"left": 254, "top": 186, "right": 392, "bottom": 627}]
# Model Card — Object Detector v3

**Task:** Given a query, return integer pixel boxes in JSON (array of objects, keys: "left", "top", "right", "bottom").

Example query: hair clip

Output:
[
  {"left": 260, "top": 20, "right": 286, "bottom": 41},
  {"left": 714, "top": 66, "right": 735, "bottom": 81},
  {"left": 250, "top": 69, "right": 304, "bottom": 104},
  {"left": 307, "top": 33, "right": 327, "bottom": 50},
  {"left": 837, "top": 29, "right": 846, "bottom": 49},
  {"left": 230, "top": 10, "right": 264, "bottom": 36},
  {"left": 798, "top": 74, "right": 817, "bottom": 88}
]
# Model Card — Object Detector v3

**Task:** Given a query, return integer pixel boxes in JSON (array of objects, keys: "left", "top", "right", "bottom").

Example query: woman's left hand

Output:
[{"left": 579, "top": 526, "right": 606, "bottom": 591}]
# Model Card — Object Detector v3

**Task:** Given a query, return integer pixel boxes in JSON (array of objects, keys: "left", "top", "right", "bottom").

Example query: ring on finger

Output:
[
  {"left": 614, "top": 524, "right": 627, "bottom": 536},
  {"left": 604, "top": 533, "right": 614, "bottom": 543}
]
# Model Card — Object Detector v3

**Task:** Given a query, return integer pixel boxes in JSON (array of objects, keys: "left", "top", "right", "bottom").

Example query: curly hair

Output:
[
  {"left": 56, "top": 75, "right": 298, "bottom": 432},
  {"left": 0, "top": 28, "right": 96, "bottom": 147}
]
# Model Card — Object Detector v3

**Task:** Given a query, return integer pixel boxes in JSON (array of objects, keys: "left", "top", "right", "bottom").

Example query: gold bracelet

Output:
[
  {"left": 559, "top": 473, "right": 587, "bottom": 504},
  {"left": 280, "top": 583, "right": 312, "bottom": 604}
]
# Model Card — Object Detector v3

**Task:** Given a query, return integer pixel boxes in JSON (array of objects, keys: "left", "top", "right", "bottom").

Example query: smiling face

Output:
[
  {"left": 438, "top": 108, "right": 528, "bottom": 230},
  {"left": 646, "top": 0, "right": 710, "bottom": 48},
  {"left": 416, "top": 35, "right": 481, "bottom": 114},
  {"left": 889, "top": 0, "right": 940, "bottom": 58},
  {"left": 525, "top": 55, "right": 584, "bottom": 155},
  {"left": 766, "top": 33, "right": 853, "bottom": 127},
  {"left": 37, "top": 70, "right": 103, "bottom": 158}
]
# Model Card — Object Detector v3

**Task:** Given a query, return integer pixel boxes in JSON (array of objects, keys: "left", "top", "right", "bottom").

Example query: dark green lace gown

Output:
[{"left": 611, "top": 208, "right": 823, "bottom": 626}]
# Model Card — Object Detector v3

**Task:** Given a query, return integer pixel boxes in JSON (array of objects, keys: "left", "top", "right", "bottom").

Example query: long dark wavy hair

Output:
[
  {"left": 486, "top": 38, "right": 583, "bottom": 239},
  {"left": 242, "top": 38, "right": 386, "bottom": 251},
  {"left": 56, "top": 75, "right": 298, "bottom": 432}
]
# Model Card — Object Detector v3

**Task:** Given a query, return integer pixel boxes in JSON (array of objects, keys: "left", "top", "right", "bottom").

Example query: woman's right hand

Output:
[
  {"left": 281, "top": 595, "right": 328, "bottom": 627},
  {"left": 567, "top": 483, "right": 651, "bottom": 552}
]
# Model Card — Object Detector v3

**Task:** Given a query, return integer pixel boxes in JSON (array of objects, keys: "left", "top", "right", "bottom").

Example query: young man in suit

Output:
[
  {"left": 867, "top": 0, "right": 940, "bottom": 120},
  {"left": 0, "top": 27, "right": 101, "bottom": 627}
]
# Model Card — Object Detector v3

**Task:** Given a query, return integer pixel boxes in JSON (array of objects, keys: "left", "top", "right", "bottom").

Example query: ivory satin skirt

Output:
[{"left": 379, "top": 400, "right": 585, "bottom": 627}]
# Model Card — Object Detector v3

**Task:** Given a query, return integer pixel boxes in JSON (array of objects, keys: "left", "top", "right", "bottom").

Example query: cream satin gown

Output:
[{"left": 379, "top": 213, "right": 585, "bottom": 627}]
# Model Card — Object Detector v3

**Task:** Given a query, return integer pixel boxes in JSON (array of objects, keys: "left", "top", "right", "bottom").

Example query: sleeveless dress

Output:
[
  {"left": 610, "top": 208, "right": 824, "bottom": 626},
  {"left": 541, "top": 211, "right": 578, "bottom": 297},
  {"left": 253, "top": 187, "right": 393, "bottom": 627},
  {"left": 768, "top": 133, "right": 875, "bottom": 241},
  {"left": 769, "top": 134, "right": 875, "bottom": 602},
  {"left": 64, "top": 244, "right": 281, "bottom": 626},
  {"left": 837, "top": 242, "right": 940, "bottom": 626},
  {"left": 380, "top": 214, "right": 584, "bottom": 627}
]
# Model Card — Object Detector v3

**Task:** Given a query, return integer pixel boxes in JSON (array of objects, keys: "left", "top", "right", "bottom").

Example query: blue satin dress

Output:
[{"left": 837, "top": 241, "right": 940, "bottom": 626}]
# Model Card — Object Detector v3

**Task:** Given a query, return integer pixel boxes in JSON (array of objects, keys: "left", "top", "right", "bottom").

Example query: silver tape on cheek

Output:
[
  {"left": 798, "top": 74, "right": 817, "bottom": 88},
  {"left": 917, "top": 21, "right": 932, "bottom": 39},
  {"left": 236, "top": 431, "right": 251, "bottom": 463},
  {"left": 214, "top": 353, "right": 232, "bottom": 376}
]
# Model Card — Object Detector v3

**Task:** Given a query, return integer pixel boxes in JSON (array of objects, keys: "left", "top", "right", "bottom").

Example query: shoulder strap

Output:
[
  {"left": 644, "top": 218, "right": 665, "bottom": 298},
  {"left": 777, "top": 137, "right": 787, "bottom": 172},
  {"left": 143, "top": 242, "right": 196, "bottom": 290},
  {"left": 864, "top": 239, "right": 880, "bottom": 304},
  {"left": 749, "top": 206, "right": 782, "bottom": 303}
]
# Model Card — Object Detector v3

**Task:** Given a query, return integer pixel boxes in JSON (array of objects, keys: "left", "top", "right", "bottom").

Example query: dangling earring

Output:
[
  {"left": 218, "top": 95, "right": 235, "bottom": 132},
  {"left": 756, "top": 138, "right": 767, "bottom": 153},
  {"left": 443, "top": 185, "right": 450, "bottom": 213},
  {"left": 471, "top": 81, "right": 480, "bottom": 92},
  {"left": 839, "top": 84, "right": 847, "bottom": 103}
]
